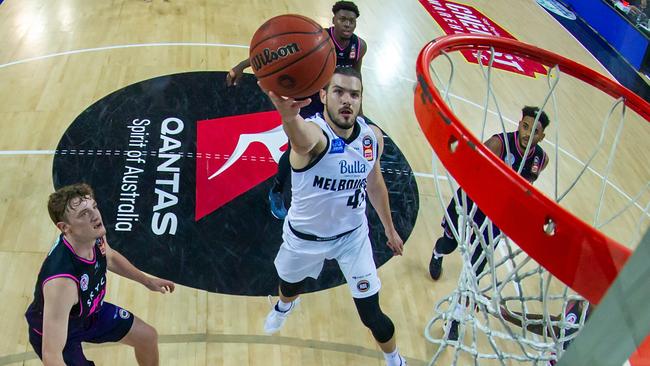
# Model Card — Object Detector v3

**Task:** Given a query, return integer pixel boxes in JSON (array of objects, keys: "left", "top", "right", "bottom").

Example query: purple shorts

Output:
[{"left": 25, "top": 302, "right": 135, "bottom": 365}]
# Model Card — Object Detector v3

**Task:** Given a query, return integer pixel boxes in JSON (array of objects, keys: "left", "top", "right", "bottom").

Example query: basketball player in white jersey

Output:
[
  {"left": 259, "top": 67, "right": 408, "bottom": 366},
  {"left": 227, "top": 1, "right": 368, "bottom": 220}
]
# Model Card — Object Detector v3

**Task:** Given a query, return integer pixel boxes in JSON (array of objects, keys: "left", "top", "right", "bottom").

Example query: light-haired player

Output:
[{"left": 25, "top": 183, "right": 175, "bottom": 366}]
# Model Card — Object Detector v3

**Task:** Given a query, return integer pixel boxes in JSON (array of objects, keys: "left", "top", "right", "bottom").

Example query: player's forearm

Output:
[
  {"left": 235, "top": 58, "right": 251, "bottom": 71},
  {"left": 367, "top": 177, "right": 395, "bottom": 231},
  {"left": 500, "top": 310, "right": 550, "bottom": 336},
  {"left": 42, "top": 339, "right": 66, "bottom": 366},
  {"left": 42, "top": 282, "right": 75, "bottom": 366},
  {"left": 282, "top": 117, "right": 320, "bottom": 155},
  {"left": 42, "top": 353, "right": 66, "bottom": 366},
  {"left": 108, "top": 250, "right": 150, "bottom": 286}
]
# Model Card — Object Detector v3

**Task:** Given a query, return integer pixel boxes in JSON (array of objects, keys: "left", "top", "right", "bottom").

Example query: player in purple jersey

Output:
[
  {"left": 226, "top": 1, "right": 368, "bottom": 220},
  {"left": 429, "top": 106, "right": 550, "bottom": 340},
  {"left": 499, "top": 299, "right": 592, "bottom": 365},
  {"left": 226, "top": 1, "right": 366, "bottom": 90},
  {"left": 25, "top": 183, "right": 175, "bottom": 366}
]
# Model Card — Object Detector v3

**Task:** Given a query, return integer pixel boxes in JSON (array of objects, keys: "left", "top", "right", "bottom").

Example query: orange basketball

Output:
[{"left": 249, "top": 14, "right": 336, "bottom": 99}]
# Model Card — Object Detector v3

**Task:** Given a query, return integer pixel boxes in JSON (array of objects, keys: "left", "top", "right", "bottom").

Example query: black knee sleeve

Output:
[
  {"left": 353, "top": 294, "right": 395, "bottom": 343},
  {"left": 279, "top": 279, "right": 305, "bottom": 298},
  {"left": 435, "top": 236, "right": 458, "bottom": 255},
  {"left": 470, "top": 241, "right": 493, "bottom": 277}
]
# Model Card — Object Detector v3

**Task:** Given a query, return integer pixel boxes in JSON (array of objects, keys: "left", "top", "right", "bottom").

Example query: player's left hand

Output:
[
  {"left": 145, "top": 277, "right": 176, "bottom": 294},
  {"left": 385, "top": 227, "right": 404, "bottom": 256}
]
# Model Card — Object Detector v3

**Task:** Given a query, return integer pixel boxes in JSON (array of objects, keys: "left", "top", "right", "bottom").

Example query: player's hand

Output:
[
  {"left": 226, "top": 67, "right": 244, "bottom": 86},
  {"left": 385, "top": 227, "right": 404, "bottom": 256},
  {"left": 258, "top": 82, "right": 311, "bottom": 121},
  {"left": 145, "top": 277, "right": 175, "bottom": 294}
]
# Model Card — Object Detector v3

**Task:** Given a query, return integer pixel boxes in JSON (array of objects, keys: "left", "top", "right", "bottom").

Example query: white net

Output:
[{"left": 422, "top": 43, "right": 650, "bottom": 366}]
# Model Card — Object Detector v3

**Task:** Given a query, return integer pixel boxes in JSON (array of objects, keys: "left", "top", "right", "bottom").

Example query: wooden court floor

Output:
[{"left": 0, "top": 0, "right": 648, "bottom": 365}]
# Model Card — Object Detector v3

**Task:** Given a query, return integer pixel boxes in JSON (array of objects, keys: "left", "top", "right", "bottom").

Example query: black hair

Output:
[
  {"left": 324, "top": 66, "right": 363, "bottom": 91},
  {"left": 332, "top": 1, "right": 360, "bottom": 18},
  {"left": 522, "top": 106, "right": 550, "bottom": 129},
  {"left": 333, "top": 66, "right": 362, "bottom": 80}
]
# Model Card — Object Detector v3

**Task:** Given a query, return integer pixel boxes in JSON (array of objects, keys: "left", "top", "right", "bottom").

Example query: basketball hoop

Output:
[{"left": 414, "top": 34, "right": 650, "bottom": 365}]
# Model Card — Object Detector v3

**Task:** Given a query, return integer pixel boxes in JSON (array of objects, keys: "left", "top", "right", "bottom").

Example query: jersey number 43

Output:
[{"left": 347, "top": 188, "right": 366, "bottom": 209}]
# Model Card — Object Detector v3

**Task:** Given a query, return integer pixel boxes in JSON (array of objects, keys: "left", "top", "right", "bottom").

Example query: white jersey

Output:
[{"left": 286, "top": 114, "right": 379, "bottom": 238}]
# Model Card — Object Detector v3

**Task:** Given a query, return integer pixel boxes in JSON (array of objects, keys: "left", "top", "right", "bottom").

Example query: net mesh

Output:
[{"left": 421, "top": 42, "right": 650, "bottom": 366}]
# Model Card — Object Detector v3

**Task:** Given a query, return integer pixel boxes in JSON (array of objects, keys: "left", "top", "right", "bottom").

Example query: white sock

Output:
[
  {"left": 276, "top": 299, "right": 293, "bottom": 312},
  {"left": 433, "top": 249, "right": 443, "bottom": 259},
  {"left": 383, "top": 348, "right": 403, "bottom": 366}
]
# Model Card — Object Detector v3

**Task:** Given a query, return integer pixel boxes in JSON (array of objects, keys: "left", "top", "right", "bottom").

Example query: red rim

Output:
[
  {"left": 414, "top": 34, "right": 650, "bottom": 363},
  {"left": 414, "top": 33, "right": 650, "bottom": 302}
]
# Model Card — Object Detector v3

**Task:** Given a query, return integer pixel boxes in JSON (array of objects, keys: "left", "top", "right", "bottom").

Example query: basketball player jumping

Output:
[
  {"left": 25, "top": 183, "right": 175, "bottom": 366},
  {"left": 259, "top": 67, "right": 407, "bottom": 366},
  {"left": 226, "top": 0, "right": 367, "bottom": 220},
  {"left": 430, "top": 106, "right": 550, "bottom": 340}
]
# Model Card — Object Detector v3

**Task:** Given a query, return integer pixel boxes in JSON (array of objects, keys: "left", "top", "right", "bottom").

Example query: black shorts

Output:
[
  {"left": 26, "top": 302, "right": 135, "bottom": 365},
  {"left": 441, "top": 188, "right": 502, "bottom": 273}
]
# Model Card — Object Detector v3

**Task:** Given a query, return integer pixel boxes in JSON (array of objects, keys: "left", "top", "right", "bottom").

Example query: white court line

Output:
[
  {"left": 444, "top": 93, "right": 647, "bottom": 213},
  {"left": 0, "top": 43, "right": 644, "bottom": 213},
  {"left": 0, "top": 149, "right": 445, "bottom": 182},
  {"left": 0, "top": 149, "right": 442, "bottom": 179},
  {"left": 413, "top": 172, "right": 447, "bottom": 180},
  {"left": 0, "top": 150, "right": 56, "bottom": 155},
  {"left": 0, "top": 42, "right": 248, "bottom": 69},
  {"left": 366, "top": 64, "right": 645, "bottom": 213}
]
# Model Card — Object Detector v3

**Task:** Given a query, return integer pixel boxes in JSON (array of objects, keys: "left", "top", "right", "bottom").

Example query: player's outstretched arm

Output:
[
  {"left": 103, "top": 237, "right": 175, "bottom": 294},
  {"left": 259, "top": 84, "right": 326, "bottom": 157},
  {"left": 484, "top": 135, "right": 503, "bottom": 156},
  {"left": 226, "top": 58, "right": 252, "bottom": 86},
  {"left": 499, "top": 305, "right": 562, "bottom": 336},
  {"left": 42, "top": 278, "right": 77, "bottom": 366},
  {"left": 366, "top": 125, "right": 404, "bottom": 256}
]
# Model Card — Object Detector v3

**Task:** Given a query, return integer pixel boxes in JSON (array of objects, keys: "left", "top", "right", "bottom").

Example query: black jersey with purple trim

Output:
[
  {"left": 327, "top": 27, "right": 361, "bottom": 68},
  {"left": 299, "top": 29, "right": 361, "bottom": 118},
  {"left": 27, "top": 234, "right": 108, "bottom": 321},
  {"left": 561, "top": 300, "right": 589, "bottom": 350},
  {"left": 548, "top": 301, "right": 591, "bottom": 365},
  {"left": 494, "top": 131, "right": 547, "bottom": 183}
]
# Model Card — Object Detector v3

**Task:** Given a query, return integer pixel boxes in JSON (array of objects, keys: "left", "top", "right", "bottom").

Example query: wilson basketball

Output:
[{"left": 249, "top": 14, "right": 336, "bottom": 99}]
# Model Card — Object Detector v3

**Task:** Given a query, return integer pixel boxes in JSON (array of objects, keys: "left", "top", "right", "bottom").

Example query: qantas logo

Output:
[
  {"left": 196, "top": 111, "right": 287, "bottom": 220},
  {"left": 52, "top": 71, "right": 418, "bottom": 296},
  {"left": 208, "top": 124, "right": 286, "bottom": 180}
]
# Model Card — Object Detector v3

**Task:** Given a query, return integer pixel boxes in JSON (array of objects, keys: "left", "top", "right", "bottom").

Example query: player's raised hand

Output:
[
  {"left": 385, "top": 227, "right": 404, "bottom": 256},
  {"left": 145, "top": 277, "right": 176, "bottom": 294},
  {"left": 259, "top": 82, "right": 311, "bottom": 121},
  {"left": 226, "top": 67, "right": 244, "bottom": 86}
]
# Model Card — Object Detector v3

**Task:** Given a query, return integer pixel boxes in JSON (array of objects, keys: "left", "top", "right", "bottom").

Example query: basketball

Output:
[{"left": 249, "top": 14, "right": 336, "bottom": 99}]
